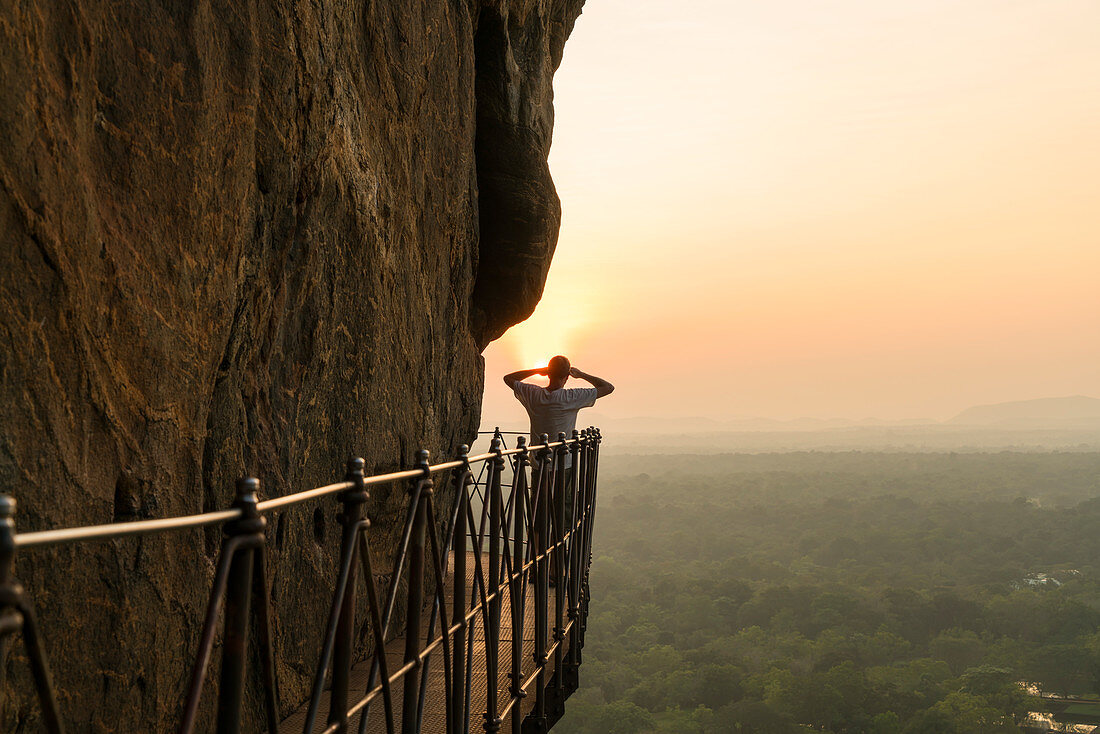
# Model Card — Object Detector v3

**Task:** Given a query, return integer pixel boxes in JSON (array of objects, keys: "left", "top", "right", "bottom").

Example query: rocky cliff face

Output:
[{"left": 0, "top": 0, "right": 583, "bottom": 729}]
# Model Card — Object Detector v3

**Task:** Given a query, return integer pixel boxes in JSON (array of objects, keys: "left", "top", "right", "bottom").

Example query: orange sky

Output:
[{"left": 482, "top": 0, "right": 1100, "bottom": 427}]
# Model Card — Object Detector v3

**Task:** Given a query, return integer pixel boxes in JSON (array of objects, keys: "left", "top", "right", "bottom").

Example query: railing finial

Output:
[
  {"left": 346, "top": 456, "right": 366, "bottom": 478},
  {"left": 229, "top": 478, "right": 264, "bottom": 535},
  {"left": 235, "top": 477, "right": 259, "bottom": 503},
  {"left": 344, "top": 457, "right": 368, "bottom": 496},
  {"left": 340, "top": 458, "right": 369, "bottom": 526}
]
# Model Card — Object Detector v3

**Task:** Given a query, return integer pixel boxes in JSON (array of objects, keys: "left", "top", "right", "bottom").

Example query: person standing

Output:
[
  {"left": 504, "top": 355, "right": 613, "bottom": 584},
  {"left": 504, "top": 355, "right": 614, "bottom": 449}
]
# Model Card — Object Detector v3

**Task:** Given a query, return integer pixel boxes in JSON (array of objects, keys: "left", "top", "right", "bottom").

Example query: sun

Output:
[
  {"left": 493, "top": 258, "right": 604, "bottom": 371},
  {"left": 502, "top": 308, "right": 579, "bottom": 372}
]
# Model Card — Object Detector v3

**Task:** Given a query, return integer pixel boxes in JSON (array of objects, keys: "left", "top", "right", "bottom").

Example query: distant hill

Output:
[{"left": 947, "top": 396, "right": 1100, "bottom": 429}]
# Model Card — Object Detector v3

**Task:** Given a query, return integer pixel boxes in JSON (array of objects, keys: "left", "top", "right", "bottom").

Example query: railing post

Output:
[
  {"left": 577, "top": 430, "right": 594, "bottom": 648},
  {"left": 216, "top": 479, "right": 266, "bottom": 734},
  {"left": 583, "top": 429, "right": 602, "bottom": 639},
  {"left": 523, "top": 434, "right": 552, "bottom": 734},
  {"left": 563, "top": 430, "right": 582, "bottom": 690},
  {"left": 508, "top": 436, "right": 530, "bottom": 734},
  {"left": 402, "top": 450, "right": 432, "bottom": 734},
  {"left": 0, "top": 497, "right": 15, "bottom": 664},
  {"left": 546, "top": 433, "right": 569, "bottom": 722},
  {"left": 591, "top": 429, "right": 602, "bottom": 552},
  {"left": 451, "top": 446, "right": 472, "bottom": 734},
  {"left": 328, "top": 458, "right": 368, "bottom": 732},
  {"left": 483, "top": 437, "right": 505, "bottom": 734},
  {"left": 0, "top": 496, "right": 63, "bottom": 733},
  {"left": 181, "top": 478, "right": 276, "bottom": 734}
]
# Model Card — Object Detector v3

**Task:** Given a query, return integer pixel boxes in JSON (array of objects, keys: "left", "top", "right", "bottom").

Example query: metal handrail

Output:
[
  {"left": 0, "top": 426, "right": 604, "bottom": 734},
  {"left": 11, "top": 440, "right": 574, "bottom": 549}
]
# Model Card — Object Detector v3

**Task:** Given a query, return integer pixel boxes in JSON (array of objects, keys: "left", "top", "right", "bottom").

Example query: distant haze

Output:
[
  {"left": 586, "top": 395, "right": 1100, "bottom": 433},
  {"left": 481, "top": 0, "right": 1100, "bottom": 428},
  {"left": 576, "top": 396, "right": 1100, "bottom": 430}
]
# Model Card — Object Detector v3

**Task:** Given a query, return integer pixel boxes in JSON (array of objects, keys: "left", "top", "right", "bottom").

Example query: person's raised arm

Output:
[
  {"left": 503, "top": 367, "right": 546, "bottom": 389},
  {"left": 569, "top": 366, "right": 615, "bottom": 398}
]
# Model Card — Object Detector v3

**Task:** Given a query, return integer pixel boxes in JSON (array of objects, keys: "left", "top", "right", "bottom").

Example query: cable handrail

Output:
[{"left": 11, "top": 438, "right": 581, "bottom": 549}]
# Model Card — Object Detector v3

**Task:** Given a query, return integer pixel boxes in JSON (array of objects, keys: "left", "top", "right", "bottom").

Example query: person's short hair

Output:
[{"left": 548, "top": 355, "right": 570, "bottom": 380}]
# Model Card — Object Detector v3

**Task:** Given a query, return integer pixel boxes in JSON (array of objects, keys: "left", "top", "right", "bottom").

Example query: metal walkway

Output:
[{"left": 279, "top": 551, "right": 567, "bottom": 733}]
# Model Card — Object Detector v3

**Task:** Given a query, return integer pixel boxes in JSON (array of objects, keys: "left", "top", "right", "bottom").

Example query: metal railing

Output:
[{"left": 0, "top": 426, "right": 603, "bottom": 734}]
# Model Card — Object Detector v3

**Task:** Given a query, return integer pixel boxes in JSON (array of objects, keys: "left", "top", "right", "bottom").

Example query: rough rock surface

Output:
[{"left": 0, "top": 0, "right": 584, "bottom": 730}]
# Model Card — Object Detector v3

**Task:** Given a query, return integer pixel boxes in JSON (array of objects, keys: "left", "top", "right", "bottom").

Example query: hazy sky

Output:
[{"left": 481, "top": 0, "right": 1100, "bottom": 427}]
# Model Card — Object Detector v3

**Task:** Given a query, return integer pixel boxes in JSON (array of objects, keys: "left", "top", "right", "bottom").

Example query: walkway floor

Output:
[{"left": 279, "top": 550, "right": 566, "bottom": 734}]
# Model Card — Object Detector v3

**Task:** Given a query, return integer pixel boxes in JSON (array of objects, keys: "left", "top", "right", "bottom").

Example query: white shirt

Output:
[{"left": 512, "top": 381, "right": 598, "bottom": 466}]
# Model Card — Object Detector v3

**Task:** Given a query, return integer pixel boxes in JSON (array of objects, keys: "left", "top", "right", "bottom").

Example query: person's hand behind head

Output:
[{"left": 569, "top": 366, "right": 581, "bottom": 378}]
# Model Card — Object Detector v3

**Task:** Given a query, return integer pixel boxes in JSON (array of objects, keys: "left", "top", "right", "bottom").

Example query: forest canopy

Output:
[{"left": 558, "top": 451, "right": 1100, "bottom": 733}]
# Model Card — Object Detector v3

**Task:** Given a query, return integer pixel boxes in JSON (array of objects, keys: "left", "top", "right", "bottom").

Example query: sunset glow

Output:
[{"left": 482, "top": 0, "right": 1100, "bottom": 429}]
